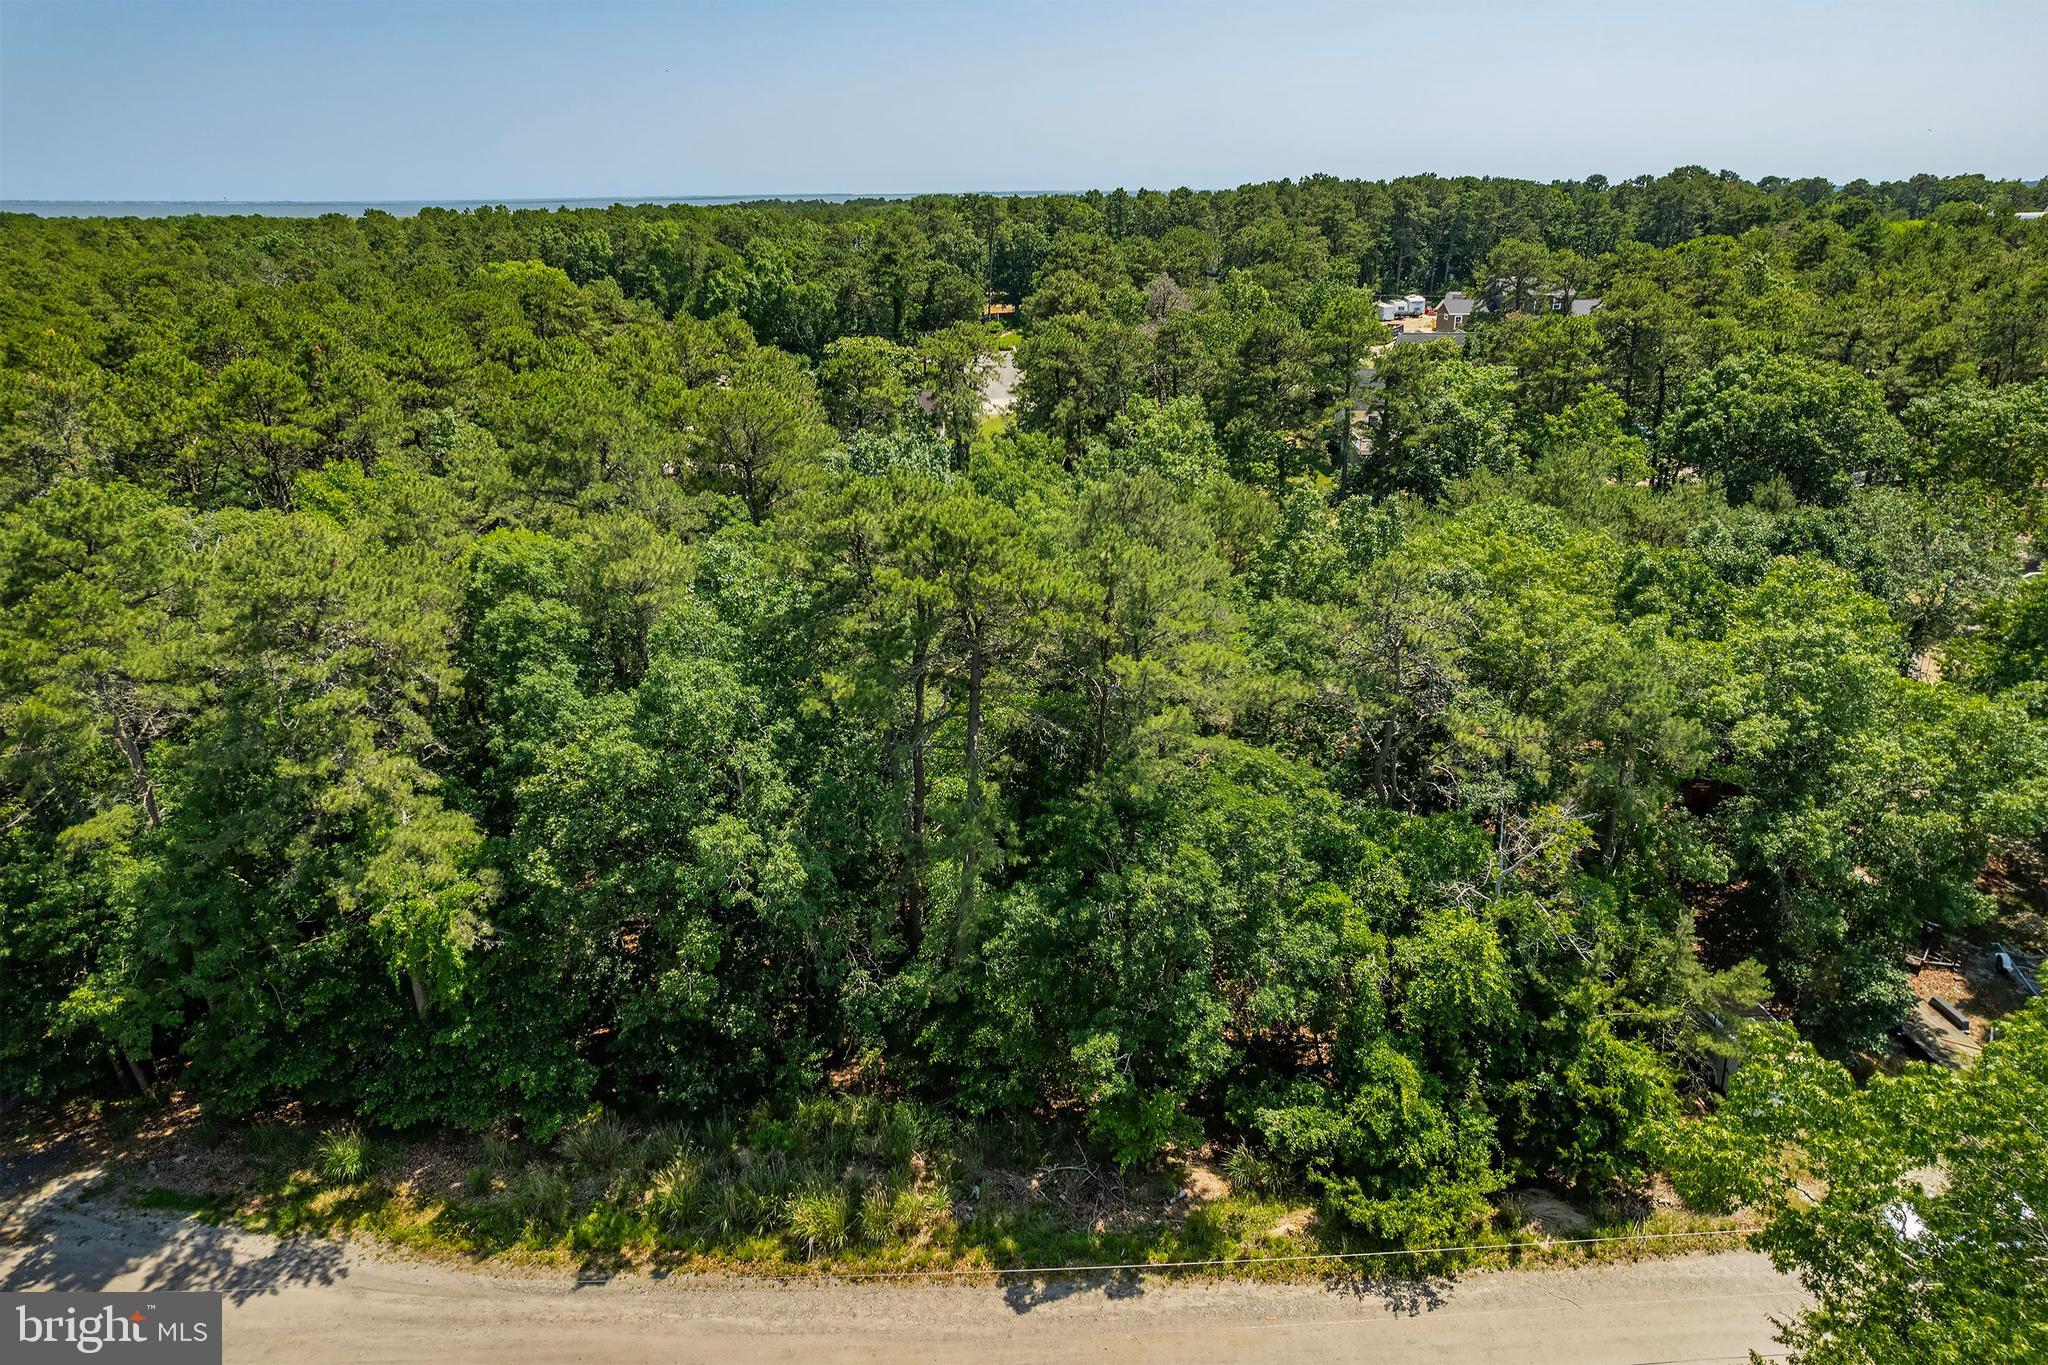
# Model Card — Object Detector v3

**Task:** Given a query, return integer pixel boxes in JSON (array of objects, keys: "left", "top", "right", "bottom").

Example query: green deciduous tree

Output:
[
  {"left": 1663, "top": 351, "right": 1910, "bottom": 505},
  {"left": 1667, "top": 1005, "right": 2048, "bottom": 1365}
]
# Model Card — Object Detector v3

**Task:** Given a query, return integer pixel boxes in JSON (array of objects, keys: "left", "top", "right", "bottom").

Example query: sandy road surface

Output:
[
  {"left": 982, "top": 349, "right": 1020, "bottom": 416},
  {"left": 2, "top": 1173, "right": 1804, "bottom": 1364}
]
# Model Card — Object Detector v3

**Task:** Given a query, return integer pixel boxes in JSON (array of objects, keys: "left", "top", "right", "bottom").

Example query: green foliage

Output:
[
  {"left": 314, "top": 1128, "right": 373, "bottom": 1185},
  {"left": 506, "top": 1166, "right": 574, "bottom": 1238},
  {"left": 1905, "top": 380, "right": 2048, "bottom": 517},
  {"left": 1663, "top": 351, "right": 1910, "bottom": 505},
  {"left": 1665, "top": 1005, "right": 2048, "bottom": 1364},
  {"left": 1709, "top": 560, "right": 2048, "bottom": 1050},
  {"left": 1359, "top": 345, "right": 1521, "bottom": 501},
  {"left": 1221, "top": 1143, "right": 1282, "bottom": 1197},
  {"left": 1089, "top": 396, "right": 1227, "bottom": 488},
  {"left": 646, "top": 1153, "right": 706, "bottom": 1237},
  {"left": 559, "top": 1113, "right": 636, "bottom": 1177},
  {"left": 819, "top": 335, "right": 913, "bottom": 436},
  {"left": 1948, "top": 573, "right": 2048, "bottom": 704},
  {"left": 785, "top": 1184, "right": 855, "bottom": 1258},
  {"left": 1395, "top": 909, "right": 1512, "bottom": 1044},
  {"left": 1250, "top": 1039, "right": 1506, "bottom": 1244},
  {"left": 2, "top": 179, "right": 2045, "bottom": 1277}
]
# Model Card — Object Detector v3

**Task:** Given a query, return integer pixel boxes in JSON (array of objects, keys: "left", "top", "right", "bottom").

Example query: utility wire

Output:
[{"left": 709, "top": 1226, "right": 1754, "bottom": 1284}]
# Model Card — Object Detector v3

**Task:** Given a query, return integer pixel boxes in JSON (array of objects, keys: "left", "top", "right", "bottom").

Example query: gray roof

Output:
[
  {"left": 1438, "top": 292, "right": 1476, "bottom": 316},
  {"left": 1568, "top": 297, "right": 1603, "bottom": 316}
]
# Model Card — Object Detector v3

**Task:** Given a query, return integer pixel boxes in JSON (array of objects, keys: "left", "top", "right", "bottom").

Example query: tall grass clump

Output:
[
  {"left": 479, "top": 1132, "right": 523, "bottom": 1172},
  {"left": 639, "top": 1121, "right": 689, "bottom": 1167},
  {"left": 559, "top": 1112, "right": 635, "bottom": 1176},
  {"left": 858, "top": 1183, "right": 949, "bottom": 1243},
  {"left": 314, "top": 1127, "right": 371, "bottom": 1184},
  {"left": 647, "top": 1154, "right": 705, "bottom": 1240},
  {"left": 506, "top": 1166, "right": 573, "bottom": 1237},
  {"left": 872, "top": 1102, "right": 924, "bottom": 1167},
  {"left": 1222, "top": 1142, "right": 1280, "bottom": 1196},
  {"left": 243, "top": 1122, "right": 301, "bottom": 1166},
  {"left": 786, "top": 1184, "right": 854, "bottom": 1258}
]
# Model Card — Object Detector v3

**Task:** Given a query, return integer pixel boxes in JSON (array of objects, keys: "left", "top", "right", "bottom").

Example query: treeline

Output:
[
  {"left": 2, "top": 170, "right": 2045, "bottom": 1245},
  {"left": 6, "top": 165, "right": 2045, "bottom": 360}
]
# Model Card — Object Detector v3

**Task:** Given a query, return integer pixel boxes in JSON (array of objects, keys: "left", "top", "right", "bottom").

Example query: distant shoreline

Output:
[{"left": 1, "top": 192, "right": 1071, "bottom": 219}]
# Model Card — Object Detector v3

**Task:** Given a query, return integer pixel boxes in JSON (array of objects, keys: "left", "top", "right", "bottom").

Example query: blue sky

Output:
[{"left": 2, "top": 0, "right": 2044, "bottom": 201}]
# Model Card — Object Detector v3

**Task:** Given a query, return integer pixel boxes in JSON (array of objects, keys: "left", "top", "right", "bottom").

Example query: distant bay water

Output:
[{"left": 2, "top": 192, "right": 1063, "bottom": 218}]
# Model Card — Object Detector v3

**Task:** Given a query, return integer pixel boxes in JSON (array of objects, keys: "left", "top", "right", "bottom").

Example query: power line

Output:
[{"left": 738, "top": 1226, "right": 1754, "bottom": 1283}]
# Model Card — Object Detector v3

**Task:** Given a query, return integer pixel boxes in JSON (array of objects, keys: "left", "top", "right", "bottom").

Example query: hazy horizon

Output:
[
  {"left": 4, "top": 0, "right": 2045, "bottom": 203},
  {"left": 4, "top": 168, "right": 2042, "bottom": 218}
]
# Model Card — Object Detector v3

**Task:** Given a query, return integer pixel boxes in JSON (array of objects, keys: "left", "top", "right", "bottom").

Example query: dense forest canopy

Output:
[{"left": 3, "top": 166, "right": 2046, "bottom": 1244}]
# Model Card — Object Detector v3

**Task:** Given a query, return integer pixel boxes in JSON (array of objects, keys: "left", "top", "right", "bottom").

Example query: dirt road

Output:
[
  {"left": 2, "top": 1173, "right": 1805, "bottom": 1364},
  {"left": 981, "top": 348, "right": 1020, "bottom": 417}
]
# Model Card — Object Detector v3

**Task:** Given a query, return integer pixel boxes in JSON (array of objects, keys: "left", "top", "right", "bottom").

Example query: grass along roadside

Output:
[{"left": 12, "top": 1095, "right": 1751, "bottom": 1283}]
